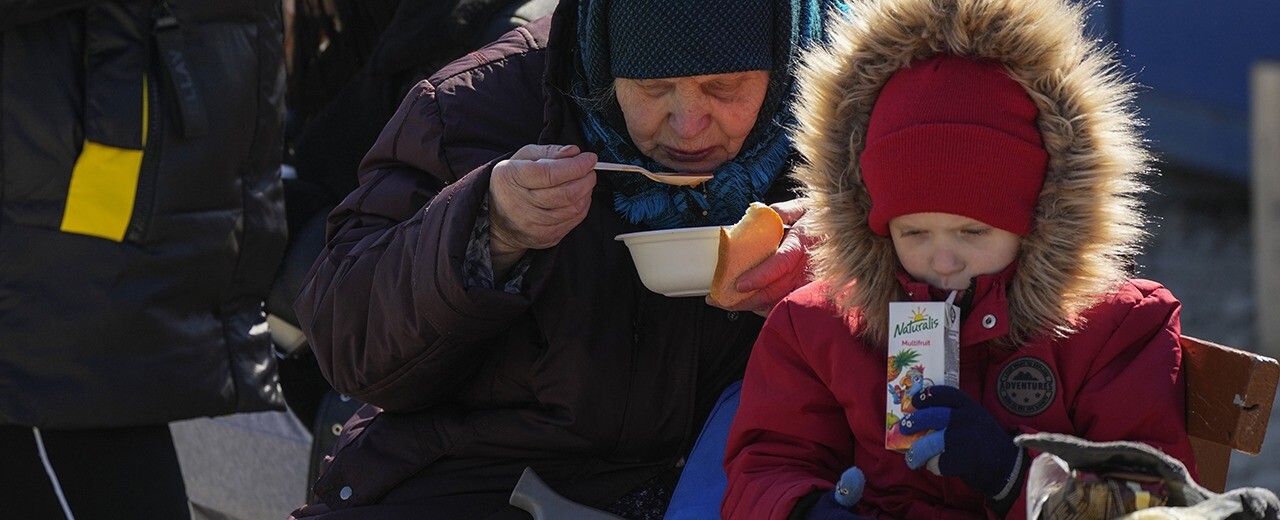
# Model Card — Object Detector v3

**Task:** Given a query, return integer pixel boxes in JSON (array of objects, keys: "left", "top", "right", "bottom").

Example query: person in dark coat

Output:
[
  {"left": 0, "top": 1, "right": 287, "bottom": 518},
  {"left": 290, "top": 0, "right": 828, "bottom": 517}
]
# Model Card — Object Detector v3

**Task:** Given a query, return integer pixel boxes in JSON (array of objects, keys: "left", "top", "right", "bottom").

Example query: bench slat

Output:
[{"left": 1181, "top": 335, "right": 1279, "bottom": 454}]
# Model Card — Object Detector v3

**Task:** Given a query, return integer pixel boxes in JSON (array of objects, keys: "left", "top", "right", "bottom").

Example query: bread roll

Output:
[{"left": 709, "top": 202, "right": 785, "bottom": 307}]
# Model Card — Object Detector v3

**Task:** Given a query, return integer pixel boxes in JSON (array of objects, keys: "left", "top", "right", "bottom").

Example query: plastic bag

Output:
[{"left": 1017, "top": 433, "right": 1278, "bottom": 520}]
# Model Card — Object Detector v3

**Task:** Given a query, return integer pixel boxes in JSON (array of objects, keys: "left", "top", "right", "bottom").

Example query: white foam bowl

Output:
[{"left": 615, "top": 226, "right": 723, "bottom": 297}]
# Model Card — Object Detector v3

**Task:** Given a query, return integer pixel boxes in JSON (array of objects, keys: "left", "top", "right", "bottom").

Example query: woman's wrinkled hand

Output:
[
  {"left": 488, "top": 144, "right": 598, "bottom": 274},
  {"left": 706, "top": 198, "right": 818, "bottom": 317}
]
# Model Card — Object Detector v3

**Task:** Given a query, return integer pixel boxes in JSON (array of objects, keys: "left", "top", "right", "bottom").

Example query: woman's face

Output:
[
  {"left": 614, "top": 70, "right": 770, "bottom": 173},
  {"left": 888, "top": 212, "right": 1021, "bottom": 291}
]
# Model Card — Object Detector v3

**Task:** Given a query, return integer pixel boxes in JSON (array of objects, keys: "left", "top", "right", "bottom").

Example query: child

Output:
[{"left": 722, "top": 0, "right": 1198, "bottom": 518}]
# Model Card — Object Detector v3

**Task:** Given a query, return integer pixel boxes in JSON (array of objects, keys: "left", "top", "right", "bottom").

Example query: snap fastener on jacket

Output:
[
  {"left": 339, "top": 486, "right": 353, "bottom": 500},
  {"left": 331, "top": 424, "right": 343, "bottom": 436},
  {"left": 982, "top": 314, "right": 997, "bottom": 329},
  {"left": 727, "top": 311, "right": 739, "bottom": 321}
]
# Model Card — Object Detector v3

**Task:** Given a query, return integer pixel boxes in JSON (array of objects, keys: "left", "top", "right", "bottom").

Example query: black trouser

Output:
[{"left": 0, "top": 424, "right": 190, "bottom": 520}]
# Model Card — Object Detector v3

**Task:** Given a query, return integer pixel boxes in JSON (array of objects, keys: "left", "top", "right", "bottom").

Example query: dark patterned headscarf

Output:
[
  {"left": 574, "top": 0, "right": 825, "bottom": 230},
  {"left": 608, "top": 0, "right": 774, "bottom": 79}
]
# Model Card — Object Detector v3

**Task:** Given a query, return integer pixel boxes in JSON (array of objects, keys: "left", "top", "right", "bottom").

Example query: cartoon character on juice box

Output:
[{"left": 886, "top": 359, "right": 934, "bottom": 451}]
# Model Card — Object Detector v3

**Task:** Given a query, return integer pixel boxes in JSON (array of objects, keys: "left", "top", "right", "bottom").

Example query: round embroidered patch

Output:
[{"left": 996, "top": 357, "right": 1057, "bottom": 416}]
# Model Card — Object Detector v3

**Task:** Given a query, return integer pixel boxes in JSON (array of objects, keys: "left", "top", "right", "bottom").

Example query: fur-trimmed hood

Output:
[{"left": 793, "top": 0, "right": 1151, "bottom": 345}]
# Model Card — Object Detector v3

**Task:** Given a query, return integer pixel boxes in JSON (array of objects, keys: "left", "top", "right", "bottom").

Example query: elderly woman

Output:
[{"left": 290, "top": 0, "right": 826, "bottom": 518}]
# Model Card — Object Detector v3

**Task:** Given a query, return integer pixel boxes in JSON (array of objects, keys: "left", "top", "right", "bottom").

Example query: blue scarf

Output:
[{"left": 574, "top": 0, "right": 825, "bottom": 229}]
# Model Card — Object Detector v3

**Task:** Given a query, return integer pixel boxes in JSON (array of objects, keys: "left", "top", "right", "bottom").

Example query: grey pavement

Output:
[{"left": 172, "top": 411, "right": 312, "bottom": 520}]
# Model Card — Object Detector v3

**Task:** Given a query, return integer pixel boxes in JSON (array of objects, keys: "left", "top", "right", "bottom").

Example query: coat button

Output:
[
  {"left": 331, "top": 424, "right": 343, "bottom": 436},
  {"left": 982, "top": 314, "right": 997, "bottom": 329},
  {"left": 727, "top": 311, "right": 740, "bottom": 321},
  {"left": 339, "top": 486, "right": 353, "bottom": 500}
]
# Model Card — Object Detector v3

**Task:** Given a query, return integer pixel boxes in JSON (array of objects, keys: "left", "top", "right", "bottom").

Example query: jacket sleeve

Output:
[
  {"left": 1069, "top": 280, "right": 1197, "bottom": 472},
  {"left": 723, "top": 301, "right": 857, "bottom": 520},
  {"left": 998, "top": 280, "right": 1197, "bottom": 520},
  {"left": 294, "top": 76, "right": 552, "bottom": 412}
]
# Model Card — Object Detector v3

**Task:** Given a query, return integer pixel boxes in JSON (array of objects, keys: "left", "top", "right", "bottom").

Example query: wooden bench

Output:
[{"left": 1182, "top": 335, "right": 1280, "bottom": 492}]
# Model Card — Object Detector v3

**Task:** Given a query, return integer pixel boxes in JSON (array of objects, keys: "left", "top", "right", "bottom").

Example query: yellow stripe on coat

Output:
[{"left": 61, "top": 79, "right": 148, "bottom": 242}]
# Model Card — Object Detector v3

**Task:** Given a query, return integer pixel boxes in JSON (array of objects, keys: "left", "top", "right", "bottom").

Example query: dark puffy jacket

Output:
[
  {"left": 291, "top": 5, "right": 794, "bottom": 517},
  {"left": 0, "top": 0, "right": 287, "bottom": 428}
]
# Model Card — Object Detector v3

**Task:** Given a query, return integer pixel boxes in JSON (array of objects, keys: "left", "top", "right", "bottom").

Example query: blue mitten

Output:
[
  {"left": 834, "top": 466, "right": 865, "bottom": 507},
  {"left": 802, "top": 467, "right": 869, "bottom": 520},
  {"left": 804, "top": 492, "right": 874, "bottom": 520},
  {"left": 897, "top": 385, "right": 1023, "bottom": 499}
]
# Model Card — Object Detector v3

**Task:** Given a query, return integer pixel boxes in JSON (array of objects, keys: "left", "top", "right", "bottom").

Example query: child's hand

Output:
[
  {"left": 897, "top": 385, "right": 1024, "bottom": 499},
  {"left": 803, "top": 493, "right": 873, "bottom": 520},
  {"left": 801, "top": 466, "right": 870, "bottom": 519}
]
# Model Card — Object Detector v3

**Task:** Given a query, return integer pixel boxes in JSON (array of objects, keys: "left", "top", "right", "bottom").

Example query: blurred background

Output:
[{"left": 1081, "top": 0, "right": 1280, "bottom": 491}]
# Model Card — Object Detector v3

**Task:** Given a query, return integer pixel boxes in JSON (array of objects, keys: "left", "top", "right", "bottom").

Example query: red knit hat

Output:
[{"left": 861, "top": 54, "right": 1048, "bottom": 236}]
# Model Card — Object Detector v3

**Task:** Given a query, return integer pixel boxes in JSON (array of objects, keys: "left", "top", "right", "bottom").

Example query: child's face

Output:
[{"left": 888, "top": 212, "right": 1021, "bottom": 291}]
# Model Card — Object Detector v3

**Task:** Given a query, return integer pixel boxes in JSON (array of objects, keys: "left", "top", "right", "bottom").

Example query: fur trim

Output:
[{"left": 794, "top": 0, "right": 1150, "bottom": 345}]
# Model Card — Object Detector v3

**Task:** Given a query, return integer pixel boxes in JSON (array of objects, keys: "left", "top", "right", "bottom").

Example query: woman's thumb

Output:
[{"left": 511, "top": 144, "right": 577, "bottom": 160}]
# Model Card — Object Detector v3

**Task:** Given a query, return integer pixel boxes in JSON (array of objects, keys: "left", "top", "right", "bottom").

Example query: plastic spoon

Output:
[{"left": 594, "top": 161, "right": 714, "bottom": 187}]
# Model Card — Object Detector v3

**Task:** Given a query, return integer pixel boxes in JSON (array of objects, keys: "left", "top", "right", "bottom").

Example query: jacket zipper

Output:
[
  {"left": 609, "top": 298, "right": 644, "bottom": 462},
  {"left": 125, "top": 1, "right": 169, "bottom": 243}
]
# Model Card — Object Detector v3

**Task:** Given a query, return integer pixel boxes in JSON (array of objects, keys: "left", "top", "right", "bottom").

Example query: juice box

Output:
[{"left": 885, "top": 295, "right": 960, "bottom": 452}]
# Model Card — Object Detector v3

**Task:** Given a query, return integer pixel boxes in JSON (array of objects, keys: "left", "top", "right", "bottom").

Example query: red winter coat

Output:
[
  {"left": 723, "top": 269, "right": 1196, "bottom": 519},
  {"left": 735, "top": 0, "right": 1200, "bottom": 516}
]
